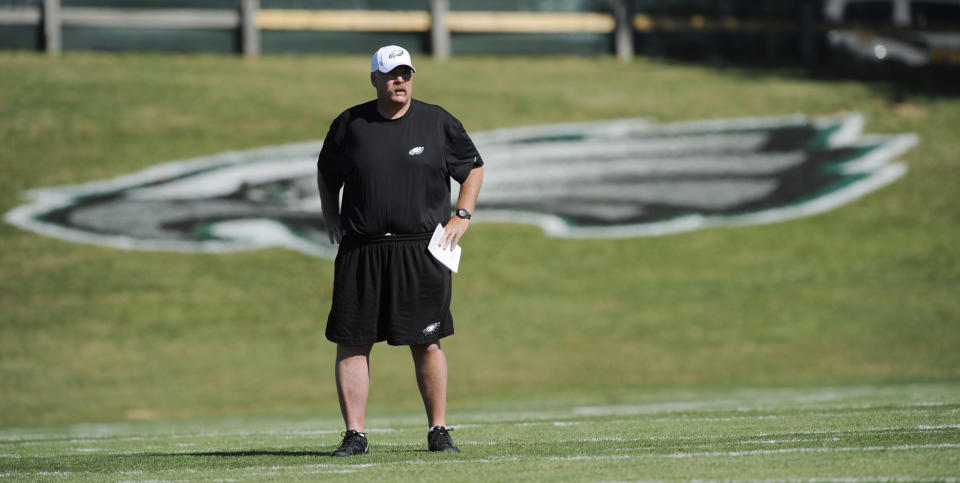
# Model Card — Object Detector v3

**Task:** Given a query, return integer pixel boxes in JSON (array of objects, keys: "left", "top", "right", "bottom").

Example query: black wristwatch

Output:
[{"left": 455, "top": 208, "right": 472, "bottom": 220}]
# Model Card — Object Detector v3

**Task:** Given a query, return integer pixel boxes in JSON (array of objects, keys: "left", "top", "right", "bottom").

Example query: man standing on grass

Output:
[{"left": 316, "top": 45, "right": 484, "bottom": 456}]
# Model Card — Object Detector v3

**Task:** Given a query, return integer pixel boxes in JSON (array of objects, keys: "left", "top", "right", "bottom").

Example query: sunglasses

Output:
[{"left": 379, "top": 68, "right": 413, "bottom": 82}]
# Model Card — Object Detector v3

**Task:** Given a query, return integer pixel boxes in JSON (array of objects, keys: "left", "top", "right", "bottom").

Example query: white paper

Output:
[{"left": 428, "top": 223, "right": 461, "bottom": 273}]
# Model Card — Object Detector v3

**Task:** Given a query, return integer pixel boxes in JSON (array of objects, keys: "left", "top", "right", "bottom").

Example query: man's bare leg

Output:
[
  {"left": 336, "top": 344, "right": 373, "bottom": 431},
  {"left": 410, "top": 342, "right": 448, "bottom": 427}
]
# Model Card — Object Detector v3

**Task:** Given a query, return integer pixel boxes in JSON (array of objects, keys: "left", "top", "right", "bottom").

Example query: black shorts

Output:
[{"left": 325, "top": 232, "right": 454, "bottom": 346}]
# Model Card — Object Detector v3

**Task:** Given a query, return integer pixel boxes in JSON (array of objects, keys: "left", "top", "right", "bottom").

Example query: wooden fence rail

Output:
[
  {"left": 0, "top": 0, "right": 816, "bottom": 60},
  {"left": 0, "top": 0, "right": 637, "bottom": 60}
]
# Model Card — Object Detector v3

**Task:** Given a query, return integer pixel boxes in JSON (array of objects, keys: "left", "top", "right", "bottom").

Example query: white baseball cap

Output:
[{"left": 371, "top": 45, "right": 416, "bottom": 74}]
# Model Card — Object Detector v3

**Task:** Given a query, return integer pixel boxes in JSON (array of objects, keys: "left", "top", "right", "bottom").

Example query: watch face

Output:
[{"left": 457, "top": 209, "right": 471, "bottom": 219}]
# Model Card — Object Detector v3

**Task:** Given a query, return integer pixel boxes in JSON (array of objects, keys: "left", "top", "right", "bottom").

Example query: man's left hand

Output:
[{"left": 441, "top": 216, "right": 470, "bottom": 251}]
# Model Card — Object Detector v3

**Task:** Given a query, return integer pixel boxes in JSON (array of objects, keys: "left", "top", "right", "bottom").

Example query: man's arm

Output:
[
  {"left": 441, "top": 165, "right": 483, "bottom": 250},
  {"left": 317, "top": 171, "right": 343, "bottom": 244}
]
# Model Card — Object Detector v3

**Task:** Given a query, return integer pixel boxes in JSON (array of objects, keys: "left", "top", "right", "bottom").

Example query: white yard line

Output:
[
  {"left": 572, "top": 400, "right": 956, "bottom": 417},
  {"left": 641, "top": 443, "right": 960, "bottom": 459}
]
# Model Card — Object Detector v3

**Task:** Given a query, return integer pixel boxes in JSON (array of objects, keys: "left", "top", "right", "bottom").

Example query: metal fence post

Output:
[
  {"left": 613, "top": 0, "right": 633, "bottom": 62},
  {"left": 43, "top": 0, "right": 60, "bottom": 55},
  {"left": 430, "top": 0, "right": 450, "bottom": 61},
  {"left": 800, "top": 0, "right": 816, "bottom": 64},
  {"left": 241, "top": 0, "right": 259, "bottom": 57}
]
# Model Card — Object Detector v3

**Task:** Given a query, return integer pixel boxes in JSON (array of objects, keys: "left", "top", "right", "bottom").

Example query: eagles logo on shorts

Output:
[{"left": 324, "top": 232, "right": 455, "bottom": 346}]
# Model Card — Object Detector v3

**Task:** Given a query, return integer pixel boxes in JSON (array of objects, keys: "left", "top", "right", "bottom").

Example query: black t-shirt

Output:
[{"left": 317, "top": 99, "right": 483, "bottom": 236}]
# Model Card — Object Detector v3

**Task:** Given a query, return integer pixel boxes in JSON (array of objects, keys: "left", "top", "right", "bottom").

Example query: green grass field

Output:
[
  {"left": 3, "top": 384, "right": 959, "bottom": 481},
  {"left": 1, "top": 51, "right": 959, "bottom": 480}
]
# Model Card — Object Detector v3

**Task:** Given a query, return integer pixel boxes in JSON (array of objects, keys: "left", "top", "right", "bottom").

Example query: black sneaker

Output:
[
  {"left": 332, "top": 430, "right": 369, "bottom": 456},
  {"left": 428, "top": 426, "right": 460, "bottom": 453}
]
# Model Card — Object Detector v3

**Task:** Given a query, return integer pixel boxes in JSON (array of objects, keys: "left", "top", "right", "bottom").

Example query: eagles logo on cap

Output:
[{"left": 372, "top": 45, "right": 416, "bottom": 74}]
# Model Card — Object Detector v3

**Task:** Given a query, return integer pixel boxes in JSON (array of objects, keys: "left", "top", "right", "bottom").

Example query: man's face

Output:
[{"left": 372, "top": 66, "right": 414, "bottom": 105}]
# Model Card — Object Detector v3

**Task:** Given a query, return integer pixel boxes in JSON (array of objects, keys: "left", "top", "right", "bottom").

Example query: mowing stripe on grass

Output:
[
  {"left": 6, "top": 427, "right": 957, "bottom": 459},
  {"left": 2, "top": 409, "right": 954, "bottom": 447},
  {"left": 8, "top": 442, "right": 953, "bottom": 478},
  {"left": 5, "top": 417, "right": 953, "bottom": 449}
]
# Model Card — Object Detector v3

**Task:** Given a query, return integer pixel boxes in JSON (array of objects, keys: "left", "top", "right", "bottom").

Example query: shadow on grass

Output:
[
  {"left": 144, "top": 447, "right": 433, "bottom": 458},
  {"left": 150, "top": 450, "right": 331, "bottom": 457}
]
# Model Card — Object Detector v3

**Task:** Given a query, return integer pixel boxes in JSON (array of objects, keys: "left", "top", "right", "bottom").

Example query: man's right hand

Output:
[
  {"left": 317, "top": 172, "right": 344, "bottom": 245},
  {"left": 325, "top": 216, "right": 343, "bottom": 244}
]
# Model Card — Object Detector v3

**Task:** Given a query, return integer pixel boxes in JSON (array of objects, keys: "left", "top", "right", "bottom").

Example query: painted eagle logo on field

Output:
[{"left": 5, "top": 113, "right": 916, "bottom": 259}]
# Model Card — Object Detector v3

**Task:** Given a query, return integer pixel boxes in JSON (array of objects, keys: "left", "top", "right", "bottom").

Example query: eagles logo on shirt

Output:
[{"left": 5, "top": 113, "right": 916, "bottom": 259}]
